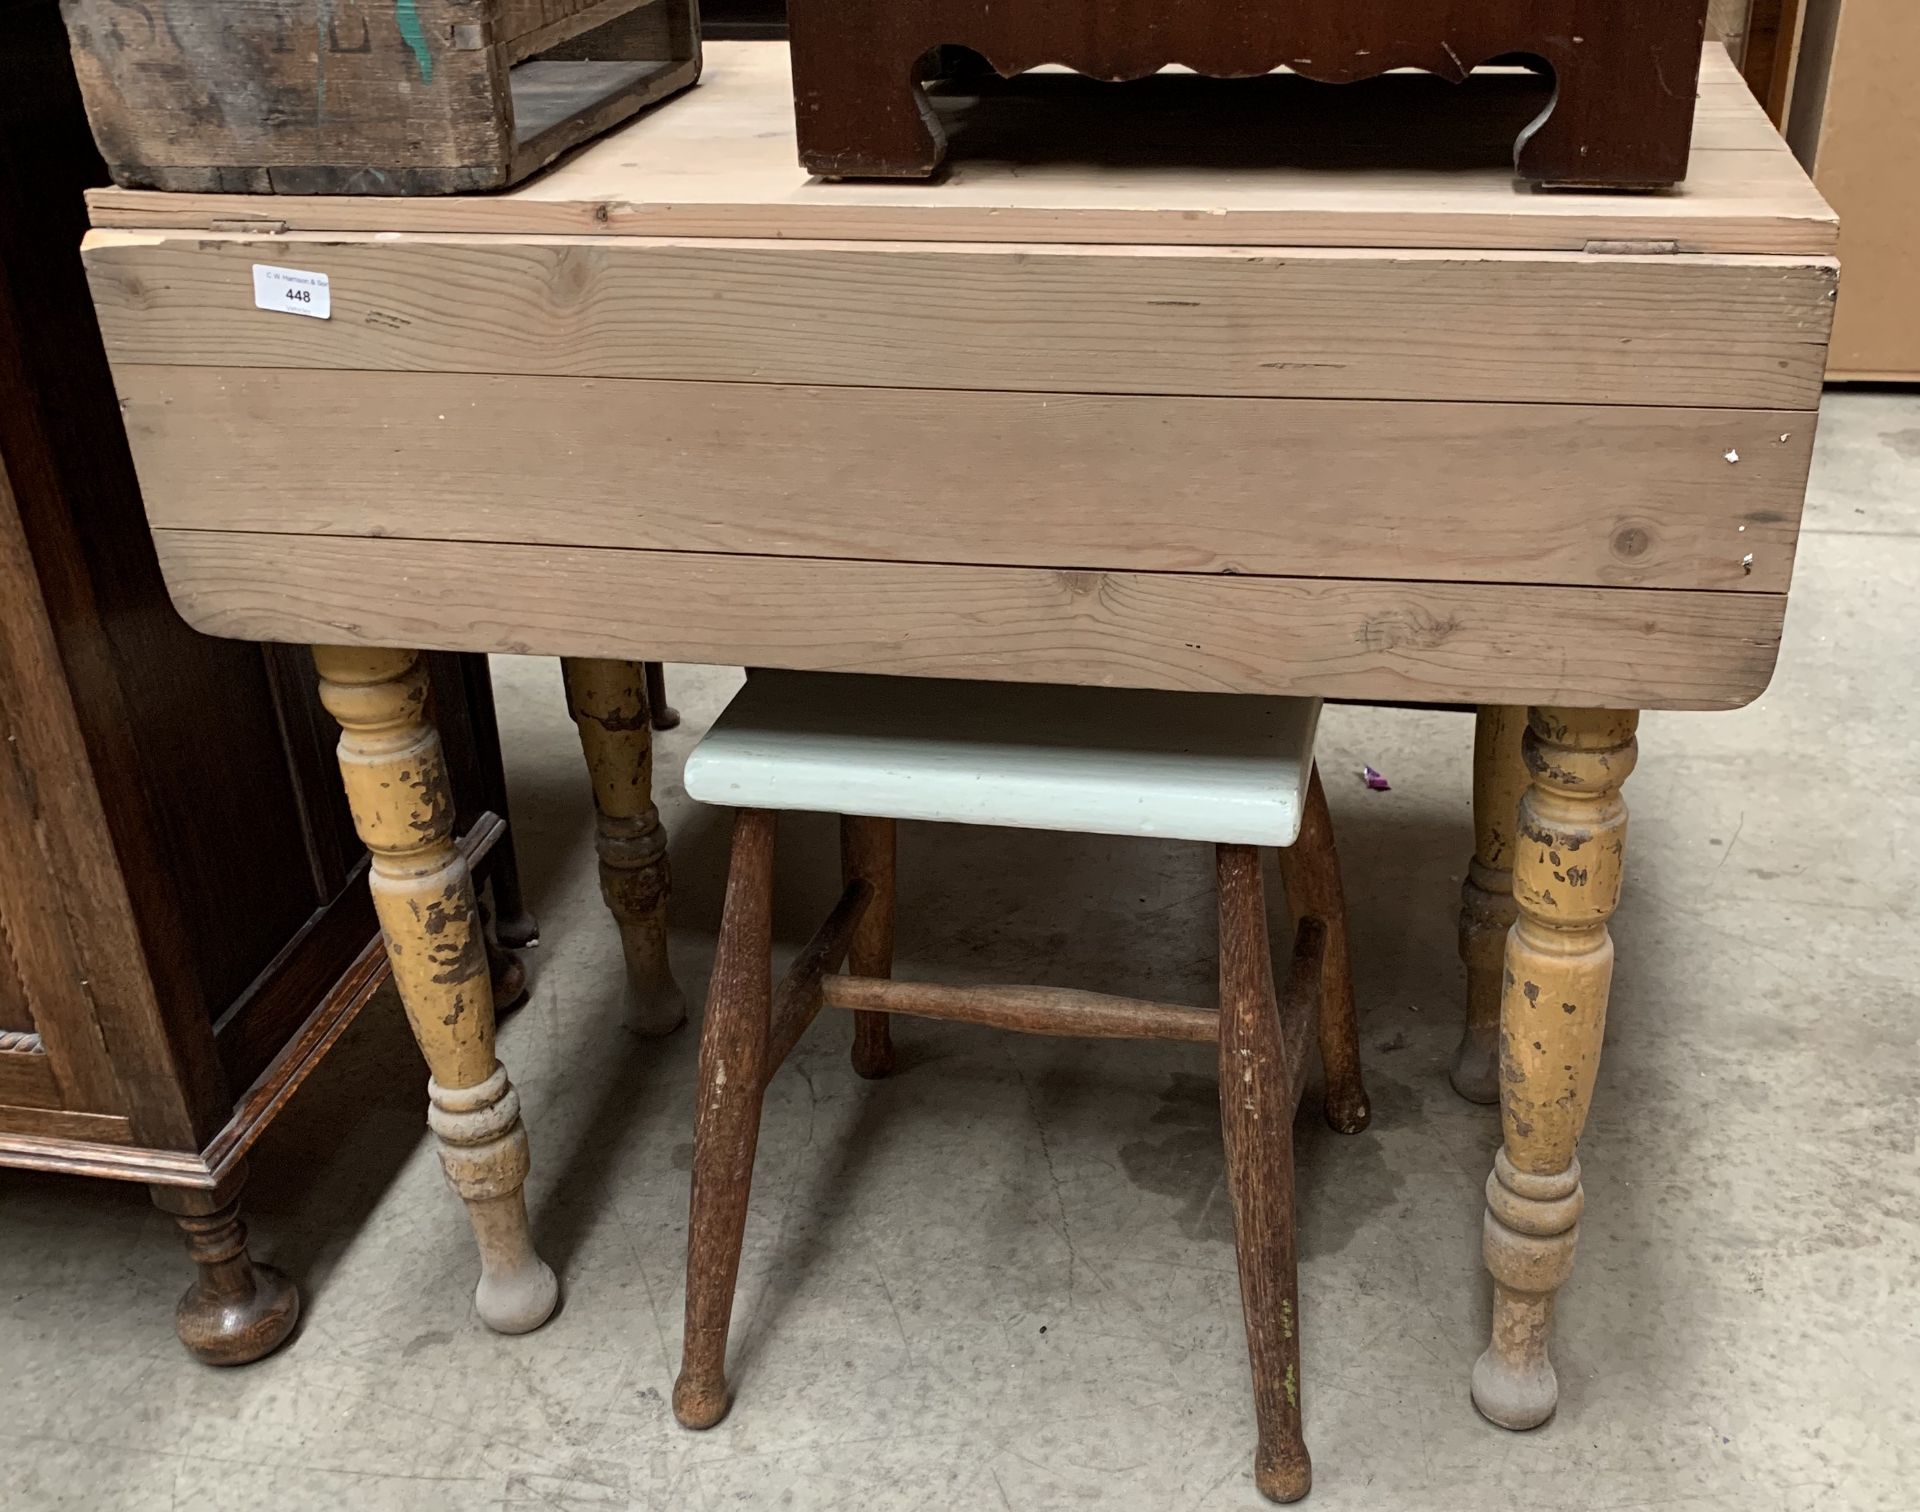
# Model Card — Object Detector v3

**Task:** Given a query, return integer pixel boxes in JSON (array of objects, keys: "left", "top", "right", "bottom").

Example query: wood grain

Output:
[
  {"left": 61, "top": 0, "right": 503, "bottom": 187},
  {"left": 314, "top": 646, "right": 556, "bottom": 1335},
  {"left": 0, "top": 1105, "right": 134, "bottom": 1146},
  {"left": 562, "top": 657, "right": 685, "bottom": 1035},
  {"left": 0, "top": 818, "right": 503, "bottom": 1191},
  {"left": 121, "top": 368, "right": 1817, "bottom": 592},
  {"left": 675, "top": 807, "right": 777, "bottom": 1431},
  {"left": 1452, "top": 705, "right": 1527, "bottom": 1105},
  {"left": 1, "top": 11, "right": 530, "bottom": 1330},
  {"left": 821, "top": 976, "right": 1221, "bottom": 1042},
  {"left": 150, "top": 1159, "right": 299, "bottom": 1365},
  {"left": 1473, "top": 708, "right": 1637, "bottom": 1431},
  {"left": 59, "top": 0, "right": 700, "bottom": 194},
  {"left": 1216, "top": 845, "right": 1313, "bottom": 1501},
  {"left": 0, "top": 1050, "right": 63, "bottom": 1112},
  {"left": 765, "top": 879, "right": 869, "bottom": 1077},
  {"left": 840, "top": 815, "right": 896, "bottom": 1080},
  {"left": 785, "top": 0, "right": 1711, "bottom": 188},
  {"left": 151, "top": 531, "right": 1788, "bottom": 711},
  {"left": 501, "top": 0, "right": 652, "bottom": 62},
  {"left": 82, "top": 232, "right": 1837, "bottom": 412},
  {"left": 83, "top": 42, "right": 1835, "bottom": 255},
  {"left": 1, "top": 435, "right": 161, "bottom": 1125},
  {"left": 1275, "top": 768, "right": 1369, "bottom": 1135}
]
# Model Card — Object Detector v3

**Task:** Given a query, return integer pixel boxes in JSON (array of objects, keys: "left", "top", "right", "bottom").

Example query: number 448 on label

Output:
[{"left": 252, "top": 264, "right": 331, "bottom": 320}]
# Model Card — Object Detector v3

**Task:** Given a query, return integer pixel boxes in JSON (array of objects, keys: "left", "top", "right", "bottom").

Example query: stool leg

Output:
[
  {"left": 1216, "top": 843, "right": 1310, "bottom": 1504},
  {"left": 1274, "top": 767, "right": 1370, "bottom": 1135},
  {"left": 1454, "top": 705, "right": 1526, "bottom": 1105},
  {"left": 840, "top": 815, "right": 896, "bottom": 1078},
  {"left": 674, "top": 808, "right": 778, "bottom": 1430},
  {"left": 562, "top": 658, "right": 686, "bottom": 1036}
]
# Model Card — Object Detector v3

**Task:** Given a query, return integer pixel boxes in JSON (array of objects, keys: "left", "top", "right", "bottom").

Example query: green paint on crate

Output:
[{"left": 394, "top": 0, "right": 433, "bottom": 82}]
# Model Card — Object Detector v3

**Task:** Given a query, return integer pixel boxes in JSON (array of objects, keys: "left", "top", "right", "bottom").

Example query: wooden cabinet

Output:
[{"left": 0, "top": 0, "right": 527, "bottom": 1364}]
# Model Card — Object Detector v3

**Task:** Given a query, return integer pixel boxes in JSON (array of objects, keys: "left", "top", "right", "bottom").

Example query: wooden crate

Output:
[{"left": 59, "top": 0, "right": 701, "bottom": 194}]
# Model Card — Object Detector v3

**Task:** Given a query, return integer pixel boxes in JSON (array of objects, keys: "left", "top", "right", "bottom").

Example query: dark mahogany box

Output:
[{"left": 787, "top": 0, "right": 1712, "bottom": 188}]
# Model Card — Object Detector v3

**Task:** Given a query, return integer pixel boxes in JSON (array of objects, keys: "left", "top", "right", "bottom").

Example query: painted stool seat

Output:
[
  {"left": 684, "top": 670, "right": 1321, "bottom": 846},
  {"left": 673, "top": 670, "right": 1369, "bottom": 1503}
]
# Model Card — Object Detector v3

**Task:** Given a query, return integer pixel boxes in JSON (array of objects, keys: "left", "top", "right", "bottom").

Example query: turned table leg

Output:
[
  {"left": 1453, "top": 705, "right": 1528, "bottom": 1105},
  {"left": 562, "top": 658, "right": 686, "bottom": 1036},
  {"left": 841, "top": 814, "right": 897, "bottom": 1079},
  {"left": 151, "top": 1158, "right": 298, "bottom": 1365},
  {"left": 314, "top": 645, "right": 558, "bottom": 1335},
  {"left": 1473, "top": 707, "right": 1637, "bottom": 1429}
]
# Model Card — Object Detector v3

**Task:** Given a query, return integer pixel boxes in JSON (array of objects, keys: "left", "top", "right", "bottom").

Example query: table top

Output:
[
  {"left": 89, "top": 42, "right": 1833, "bottom": 256},
  {"left": 85, "top": 43, "right": 1836, "bottom": 712}
]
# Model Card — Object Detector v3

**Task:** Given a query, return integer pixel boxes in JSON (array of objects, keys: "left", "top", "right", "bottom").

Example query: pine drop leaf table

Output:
[{"left": 79, "top": 40, "right": 1835, "bottom": 1431}]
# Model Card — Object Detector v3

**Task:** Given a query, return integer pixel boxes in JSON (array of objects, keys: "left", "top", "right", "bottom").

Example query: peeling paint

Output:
[{"left": 394, "top": 0, "right": 433, "bottom": 82}]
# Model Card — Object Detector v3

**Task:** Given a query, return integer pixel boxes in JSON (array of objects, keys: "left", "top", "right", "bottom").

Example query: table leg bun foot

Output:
[
  {"left": 1448, "top": 1023, "right": 1501, "bottom": 1105},
  {"left": 1475, "top": 1149, "right": 1583, "bottom": 1431},
  {"left": 169, "top": 1220, "right": 300, "bottom": 1367},
  {"left": 429, "top": 1067, "right": 560, "bottom": 1335},
  {"left": 154, "top": 1162, "right": 300, "bottom": 1366},
  {"left": 174, "top": 1258, "right": 300, "bottom": 1367},
  {"left": 489, "top": 940, "right": 530, "bottom": 1014},
  {"left": 472, "top": 1232, "right": 560, "bottom": 1335},
  {"left": 1471, "top": 1335, "right": 1558, "bottom": 1430},
  {"left": 490, "top": 907, "right": 540, "bottom": 951},
  {"left": 620, "top": 925, "right": 687, "bottom": 1038}
]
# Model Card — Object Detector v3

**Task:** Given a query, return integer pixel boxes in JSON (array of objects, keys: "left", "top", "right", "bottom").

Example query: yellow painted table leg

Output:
[
  {"left": 562, "top": 658, "right": 686, "bottom": 1036},
  {"left": 314, "top": 645, "right": 557, "bottom": 1335},
  {"left": 1473, "top": 707, "right": 1636, "bottom": 1429},
  {"left": 1452, "top": 705, "right": 1528, "bottom": 1105}
]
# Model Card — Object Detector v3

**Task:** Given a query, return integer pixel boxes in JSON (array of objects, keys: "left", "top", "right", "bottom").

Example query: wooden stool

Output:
[{"left": 671, "top": 672, "right": 1370, "bottom": 1503}]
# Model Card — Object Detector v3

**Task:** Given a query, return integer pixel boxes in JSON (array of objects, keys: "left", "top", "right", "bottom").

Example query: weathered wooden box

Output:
[{"left": 59, "top": 0, "right": 701, "bottom": 194}]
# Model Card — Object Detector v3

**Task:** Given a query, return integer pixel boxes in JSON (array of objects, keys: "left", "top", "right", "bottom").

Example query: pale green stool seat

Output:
[{"left": 683, "top": 670, "right": 1322, "bottom": 847}]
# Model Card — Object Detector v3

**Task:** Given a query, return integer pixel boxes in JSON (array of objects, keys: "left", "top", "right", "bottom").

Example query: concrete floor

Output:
[{"left": 4, "top": 392, "right": 1918, "bottom": 1511}]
